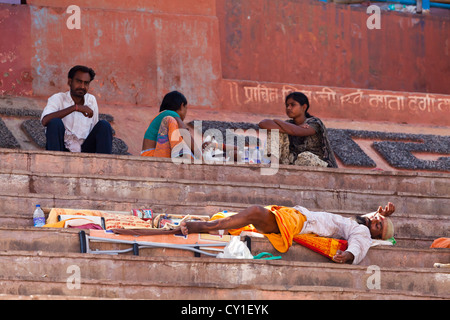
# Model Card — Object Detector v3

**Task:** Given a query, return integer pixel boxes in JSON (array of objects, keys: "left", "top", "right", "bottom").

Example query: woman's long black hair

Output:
[{"left": 160, "top": 91, "right": 188, "bottom": 112}]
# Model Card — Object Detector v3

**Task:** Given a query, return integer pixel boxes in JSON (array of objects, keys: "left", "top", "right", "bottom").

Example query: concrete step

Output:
[
  {"left": 1, "top": 149, "right": 448, "bottom": 200},
  {"left": 0, "top": 168, "right": 448, "bottom": 217},
  {"left": 0, "top": 294, "right": 117, "bottom": 300},
  {"left": 1, "top": 150, "right": 448, "bottom": 241},
  {"left": 0, "top": 279, "right": 444, "bottom": 300},
  {"left": 0, "top": 227, "right": 448, "bottom": 269},
  {"left": 249, "top": 236, "right": 450, "bottom": 268},
  {"left": 0, "top": 148, "right": 448, "bottom": 300},
  {"left": 0, "top": 250, "right": 448, "bottom": 299},
  {"left": 0, "top": 194, "right": 448, "bottom": 241}
]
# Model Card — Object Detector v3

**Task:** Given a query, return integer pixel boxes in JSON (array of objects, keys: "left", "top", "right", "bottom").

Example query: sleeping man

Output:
[{"left": 179, "top": 202, "right": 395, "bottom": 265}]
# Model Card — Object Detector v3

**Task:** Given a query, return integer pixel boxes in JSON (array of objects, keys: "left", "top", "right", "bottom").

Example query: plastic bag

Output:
[{"left": 217, "top": 236, "right": 253, "bottom": 259}]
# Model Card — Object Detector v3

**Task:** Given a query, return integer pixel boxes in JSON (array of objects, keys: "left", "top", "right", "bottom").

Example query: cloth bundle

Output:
[
  {"left": 44, "top": 208, "right": 154, "bottom": 230},
  {"left": 293, "top": 234, "right": 348, "bottom": 260}
]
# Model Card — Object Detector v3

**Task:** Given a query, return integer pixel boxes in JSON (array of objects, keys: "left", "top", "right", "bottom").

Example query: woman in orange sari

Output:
[{"left": 141, "top": 91, "right": 200, "bottom": 159}]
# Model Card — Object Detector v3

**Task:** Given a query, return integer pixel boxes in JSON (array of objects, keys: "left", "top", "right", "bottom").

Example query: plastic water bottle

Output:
[
  {"left": 33, "top": 205, "right": 45, "bottom": 227},
  {"left": 253, "top": 147, "right": 261, "bottom": 164},
  {"left": 261, "top": 151, "right": 271, "bottom": 164},
  {"left": 243, "top": 147, "right": 249, "bottom": 163},
  {"left": 249, "top": 146, "right": 261, "bottom": 164}
]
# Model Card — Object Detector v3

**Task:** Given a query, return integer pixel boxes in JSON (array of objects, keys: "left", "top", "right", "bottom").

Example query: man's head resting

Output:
[{"left": 356, "top": 212, "right": 394, "bottom": 240}]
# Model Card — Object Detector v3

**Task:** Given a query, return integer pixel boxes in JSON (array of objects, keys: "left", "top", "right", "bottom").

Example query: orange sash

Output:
[{"left": 294, "top": 234, "right": 348, "bottom": 260}]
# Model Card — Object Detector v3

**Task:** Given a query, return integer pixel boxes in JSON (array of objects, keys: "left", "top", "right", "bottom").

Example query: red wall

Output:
[
  {"left": 1, "top": 0, "right": 222, "bottom": 108},
  {"left": 216, "top": 0, "right": 450, "bottom": 95},
  {"left": 27, "top": 0, "right": 216, "bottom": 16},
  {"left": 0, "top": 0, "right": 449, "bottom": 126},
  {"left": 0, "top": 4, "right": 33, "bottom": 96},
  {"left": 220, "top": 79, "right": 450, "bottom": 126}
]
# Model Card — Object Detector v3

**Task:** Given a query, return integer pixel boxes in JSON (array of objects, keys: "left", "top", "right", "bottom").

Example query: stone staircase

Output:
[{"left": 0, "top": 149, "right": 448, "bottom": 300}]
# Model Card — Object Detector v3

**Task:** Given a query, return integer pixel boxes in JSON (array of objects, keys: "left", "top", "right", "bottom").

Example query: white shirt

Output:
[
  {"left": 41, "top": 91, "right": 99, "bottom": 152},
  {"left": 294, "top": 205, "right": 372, "bottom": 265}
]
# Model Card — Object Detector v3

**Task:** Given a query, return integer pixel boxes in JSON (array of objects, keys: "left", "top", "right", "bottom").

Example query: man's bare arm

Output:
[{"left": 259, "top": 119, "right": 316, "bottom": 136}]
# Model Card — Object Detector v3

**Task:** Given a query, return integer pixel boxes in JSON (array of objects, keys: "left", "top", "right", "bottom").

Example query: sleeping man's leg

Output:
[{"left": 180, "top": 205, "right": 280, "bottom": 236}]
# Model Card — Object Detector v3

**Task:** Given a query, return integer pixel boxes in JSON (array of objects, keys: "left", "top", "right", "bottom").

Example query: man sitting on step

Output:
[
  {"left": 41, "top": 65, "right": 113, "bottom": 154},
  {"left": 179, "top": 202, "right": 395, "bottom": 265}
]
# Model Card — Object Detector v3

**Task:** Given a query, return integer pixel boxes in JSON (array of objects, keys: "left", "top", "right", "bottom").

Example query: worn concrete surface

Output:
[
  {"left": 0, "top": 250, "right": 448, "bottom": 299},
  {"left": 0, "top": 227, "right": 448, "bottom": 268},
  {"left": 0, "top": 0, "right": 449, "bottom": 301}
]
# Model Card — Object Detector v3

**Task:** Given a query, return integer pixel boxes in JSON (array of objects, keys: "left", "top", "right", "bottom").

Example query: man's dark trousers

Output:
[{"left": 45, "top": 118, "right": 113, "bottom": 154}]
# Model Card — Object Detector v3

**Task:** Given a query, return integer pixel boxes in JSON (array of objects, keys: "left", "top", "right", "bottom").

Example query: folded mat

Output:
[{"left": 45, "top": 208, "right": 153, "bottom": 230}]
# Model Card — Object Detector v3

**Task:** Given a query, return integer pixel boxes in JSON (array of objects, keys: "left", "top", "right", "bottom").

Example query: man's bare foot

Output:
[
  {"left": 180, "top": 221, "right": 189, "bottom": 236},
  {"left": 180, "top": 220, "right": 212, "bottom": 235}
]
